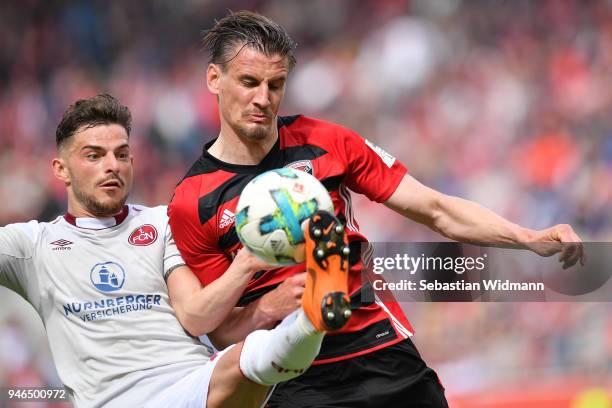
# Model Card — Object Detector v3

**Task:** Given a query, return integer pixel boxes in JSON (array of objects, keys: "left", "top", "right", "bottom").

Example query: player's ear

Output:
[
  {"left": 52, "top": 157, "right": 70, "bottom": 185},
  {"left": 207, "top": 63, "right": 222, "bottom": 95}
]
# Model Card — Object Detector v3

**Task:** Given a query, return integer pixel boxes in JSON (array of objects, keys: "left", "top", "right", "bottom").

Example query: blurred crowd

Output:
[{"left": 0, "top": 0, "right": 610, "bottom": 403}]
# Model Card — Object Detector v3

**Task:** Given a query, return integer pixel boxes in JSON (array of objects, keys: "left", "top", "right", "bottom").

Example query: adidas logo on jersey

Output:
[{"left": 219, "top": 209, "right": 235, "bottom": 229}]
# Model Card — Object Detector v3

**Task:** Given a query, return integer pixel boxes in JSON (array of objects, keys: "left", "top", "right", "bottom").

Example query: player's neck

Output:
[
  {"left": 209, "top": 123, "right": 277, "bottom": 165},
  {"left": 65, "top": 201, "right": 129, "bottom": 229}
]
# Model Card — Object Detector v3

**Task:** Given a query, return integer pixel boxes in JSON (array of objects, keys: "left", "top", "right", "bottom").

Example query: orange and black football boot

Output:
[{"left": 301, "top": 210, "right": 351, "bottom": 332}]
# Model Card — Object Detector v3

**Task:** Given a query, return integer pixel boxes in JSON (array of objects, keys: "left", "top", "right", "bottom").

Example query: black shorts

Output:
[{"left": 265, "top": 338, "right": 448, "bottom": 408}]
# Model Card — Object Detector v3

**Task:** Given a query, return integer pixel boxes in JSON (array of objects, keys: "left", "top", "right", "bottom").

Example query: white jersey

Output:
[{"left": 0, "top": 205, "right": 213, "bottom": 407}]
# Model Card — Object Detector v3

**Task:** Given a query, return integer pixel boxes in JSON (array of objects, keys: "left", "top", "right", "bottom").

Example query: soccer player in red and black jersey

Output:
[{"left": 169, "top": 11, "right": 584, "bottom": 408}]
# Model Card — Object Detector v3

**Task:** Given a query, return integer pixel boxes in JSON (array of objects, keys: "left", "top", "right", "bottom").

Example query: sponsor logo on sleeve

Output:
[
  {"left": 128, "top": 225, "right": 158, "bottom": 246},
  {"left": 365, "top": 140, "right": 396, "bottom": 168}
]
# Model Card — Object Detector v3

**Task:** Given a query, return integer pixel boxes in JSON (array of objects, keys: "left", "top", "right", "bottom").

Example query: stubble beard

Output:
[
  {"left": 72, "top": 181, "right": 128, "bottom": 217},
  {"left": 234, "top": 122, "right": 271, "bottom": 142}
]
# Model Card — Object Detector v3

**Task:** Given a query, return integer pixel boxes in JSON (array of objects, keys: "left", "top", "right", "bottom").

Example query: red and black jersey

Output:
[{"left": 169, "top": 115, "right": 414, "bottom": 364}]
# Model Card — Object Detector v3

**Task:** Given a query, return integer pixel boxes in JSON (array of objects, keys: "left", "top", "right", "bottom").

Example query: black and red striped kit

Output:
[{"left": 169, "top": 115, "right": 448, "bottom": 407}]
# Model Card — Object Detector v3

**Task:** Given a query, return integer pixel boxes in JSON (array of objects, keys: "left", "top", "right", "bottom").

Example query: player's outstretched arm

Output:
[
  {"left": 0, "top": 223, "right": 37, "bottom": 297},
  {"left": 385, "top": 175, "right": 584, "bottom": 268},
  {"left": 167, "top": 248, "right": 274, "bottom": 337}
]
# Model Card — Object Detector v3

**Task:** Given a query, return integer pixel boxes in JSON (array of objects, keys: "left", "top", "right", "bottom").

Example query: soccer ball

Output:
[{"left": 235, "top": 168, "right": 334, "bottom": 265}]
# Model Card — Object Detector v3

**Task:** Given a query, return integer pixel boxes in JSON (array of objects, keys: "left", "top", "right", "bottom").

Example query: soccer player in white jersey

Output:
[{"left": 0, "top": 94, "right": 351, "bottom": 408}]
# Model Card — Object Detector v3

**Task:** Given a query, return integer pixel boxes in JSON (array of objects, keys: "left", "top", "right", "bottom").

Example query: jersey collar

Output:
[
  {"left": 64, "top": 205, "right": 130, "bottom": 230},
  {"left": 201, "top": 135, "right": 282, "bottom": 174}
]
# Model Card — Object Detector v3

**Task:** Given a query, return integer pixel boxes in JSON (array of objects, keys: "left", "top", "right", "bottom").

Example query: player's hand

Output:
[
  {"left": 527, "top": 224, "right": 585, "bottom": 269},
  {"left": 257, "top": 272, "right": 306, "bottom": 322},
  {"left": 233, "top": 247, "right": 276, "bottom": 275}
]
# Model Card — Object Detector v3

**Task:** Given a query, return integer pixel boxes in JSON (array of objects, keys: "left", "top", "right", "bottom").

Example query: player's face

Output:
[
  {"left": 208, "top": 46, "right": 289, "bottom": 141},
  {"left": 53, "top": 124, "right": 133, "bottom": 217}
]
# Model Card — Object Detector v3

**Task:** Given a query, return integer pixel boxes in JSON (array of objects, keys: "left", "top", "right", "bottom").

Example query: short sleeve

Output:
[
  {"left": 162, "top": 223, "right": 186, "bottom": 281},
  {"left": 339, "top": 128, "right": 408, "bottom": 202},
  {"left": 168, "top": 187, "right": 232, "bottom": 286},
  {"left": 0, "top": 221, "right": 38, "bottom": 299}
]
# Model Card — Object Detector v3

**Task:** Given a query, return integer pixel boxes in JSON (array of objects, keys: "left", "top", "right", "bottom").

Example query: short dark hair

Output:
[
  {"left": 56, "top": 94, "right": 132, "bottom": 149},
  {"left": 202, "top": 10, "right": 297, "bottom": 71}
]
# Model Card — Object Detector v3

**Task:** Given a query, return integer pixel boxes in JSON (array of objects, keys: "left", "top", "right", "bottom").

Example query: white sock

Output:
[{"left": 239, "top": 309, "right": 324, "bottom": 386}]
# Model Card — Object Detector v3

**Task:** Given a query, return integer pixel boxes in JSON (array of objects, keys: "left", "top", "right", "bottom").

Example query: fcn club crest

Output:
[
  {"left": 128, "top": 225, "right": 158, "bottom": 246},
  {"left": 285, "top": 160, "right": 313, "bottom": 175}
]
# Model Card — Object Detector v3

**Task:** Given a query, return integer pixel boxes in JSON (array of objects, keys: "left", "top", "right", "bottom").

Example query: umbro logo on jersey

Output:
[
  {"left": 50, "top": 239, "right": 73, "bottom": 251},
  {"left": 219, "top": 209, "right": 235, "bottom": 229}
]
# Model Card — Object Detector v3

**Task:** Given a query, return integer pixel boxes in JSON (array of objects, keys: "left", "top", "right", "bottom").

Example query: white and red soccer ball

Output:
[{"left": 235, "top": 168, "right": 333, "bottom": 265}]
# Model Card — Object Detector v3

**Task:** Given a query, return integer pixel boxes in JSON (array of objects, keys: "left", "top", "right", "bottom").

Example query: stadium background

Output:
[{"left": 0, "top": 0, "right": 611, "bottom": 406}]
